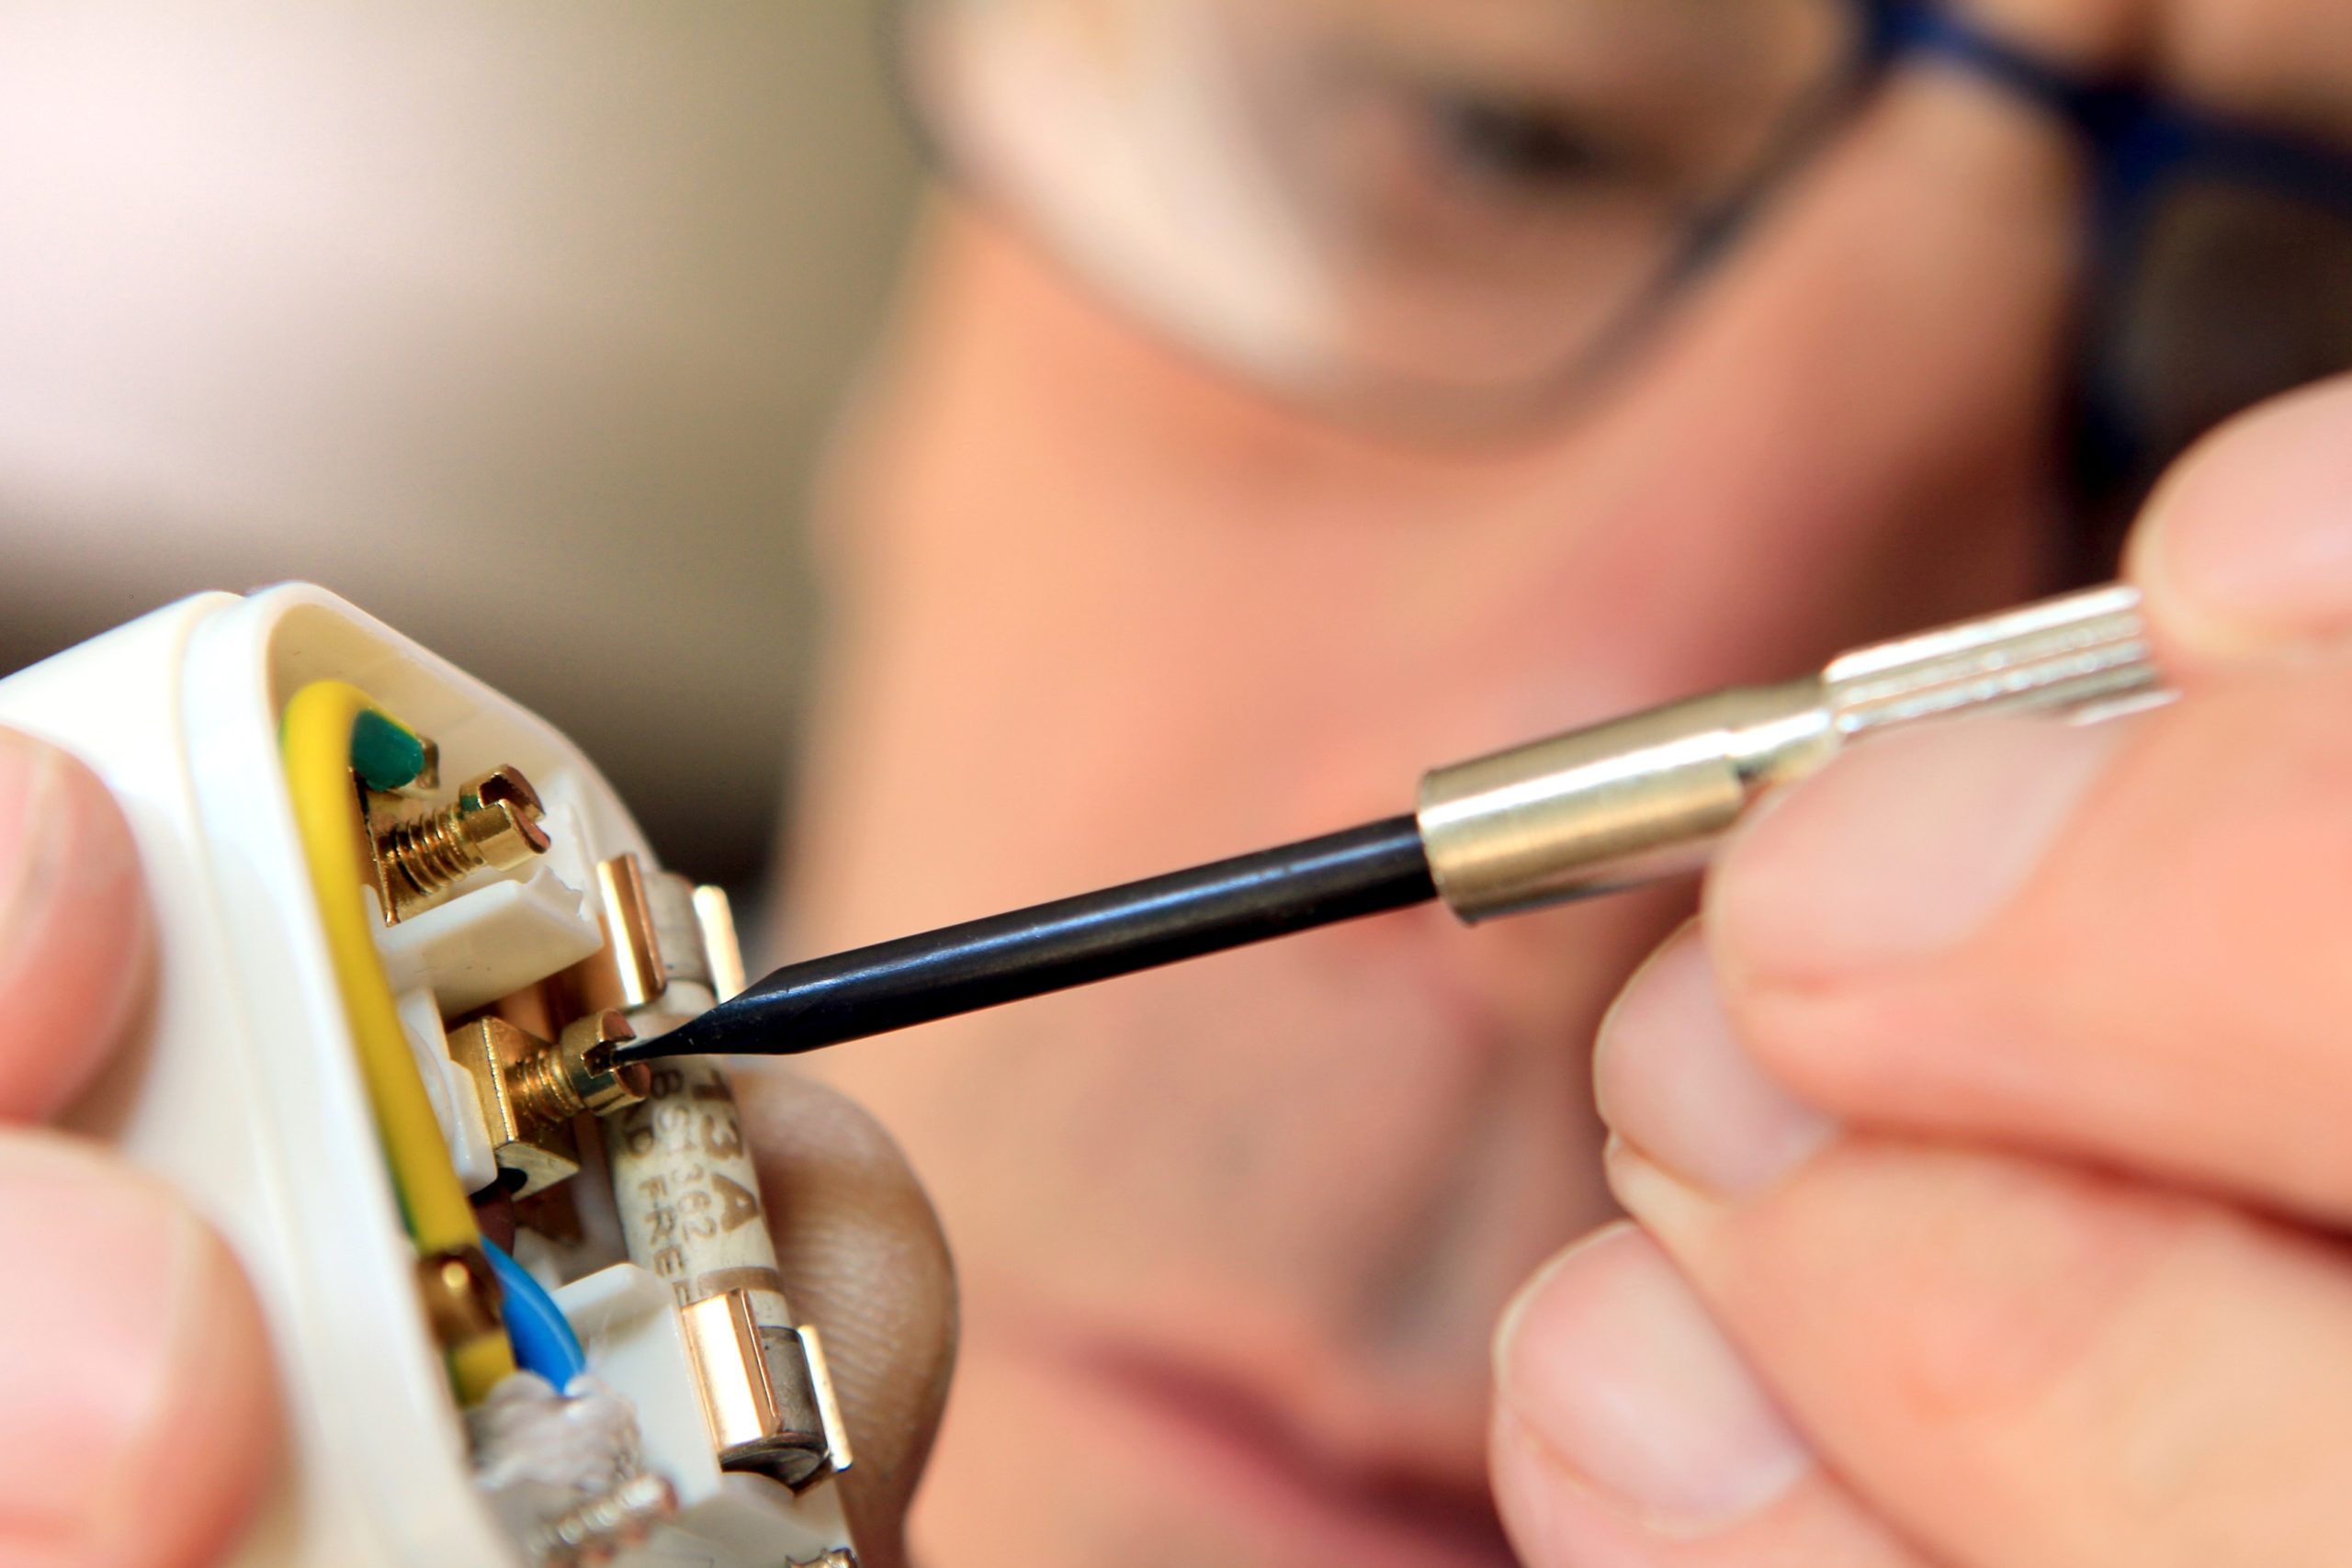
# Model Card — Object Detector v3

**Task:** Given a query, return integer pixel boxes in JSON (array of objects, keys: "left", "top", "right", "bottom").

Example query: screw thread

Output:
[
  {"left": 380, "top": 804, "right": 491, "bottom": 901},
  {"left": 374, "top": 766, "right": 549, "bottom": 919},
  {"left": 508, "top": 1048, "right": 586, "bottom": 1129}
]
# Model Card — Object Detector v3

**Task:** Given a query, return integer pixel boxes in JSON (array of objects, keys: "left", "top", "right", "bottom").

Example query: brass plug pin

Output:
[{"left": 450, "top": 1010, "right": 652, "bottom": 1196}]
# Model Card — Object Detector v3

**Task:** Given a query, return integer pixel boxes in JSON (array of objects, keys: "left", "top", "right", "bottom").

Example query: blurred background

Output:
[{"left": 0, "top": 4, "right": 923, "bottom": 886}]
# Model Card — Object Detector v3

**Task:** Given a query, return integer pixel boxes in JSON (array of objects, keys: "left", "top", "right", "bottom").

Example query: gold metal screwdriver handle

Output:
[{"left": 1418, "top": 583, "right": 2164, "bottom": 922}]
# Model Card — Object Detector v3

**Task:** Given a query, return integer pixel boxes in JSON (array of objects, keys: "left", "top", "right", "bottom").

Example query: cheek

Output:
[
  {"left": 794, "top": 69, "right": 2082, "bottom": 1348},
  {"left": 808, "top": 889, "right": 1637, "bottom": 1356}
]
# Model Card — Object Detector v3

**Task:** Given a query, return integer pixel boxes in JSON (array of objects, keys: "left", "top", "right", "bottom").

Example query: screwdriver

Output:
[{"left": 620, "top": 583, "right": 2163, "bottom": 1066}]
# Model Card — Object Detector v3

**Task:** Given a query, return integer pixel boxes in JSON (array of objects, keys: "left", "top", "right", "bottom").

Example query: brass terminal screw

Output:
[
  {"left": 416, "top": 1243, "right": 503, "bottom": 1347},
  {"left": 376, "top": 765, "right": 551, "bottom": 919},
  {"left": 512, "top": 1010, "right": 652, "bottom": 1126},
  {"left": 532, "top": 1472, "right": 678, "bottom": 1566}
]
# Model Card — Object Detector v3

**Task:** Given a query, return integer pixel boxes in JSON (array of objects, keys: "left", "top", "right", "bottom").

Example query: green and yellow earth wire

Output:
[{"left": 281, "top": 680, "right": 514, "bottom": 1402}]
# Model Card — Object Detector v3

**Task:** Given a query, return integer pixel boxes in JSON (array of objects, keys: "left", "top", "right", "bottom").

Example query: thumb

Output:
[
  {"left": 2129, "top": 372, "right": 2352, "bottom": 669},
  {"left": 0, "top": 1133, "right": 279, "bottom": 1568},
  {"left": 736, "top": 1067, "right": 957, "bottom": 1568}
]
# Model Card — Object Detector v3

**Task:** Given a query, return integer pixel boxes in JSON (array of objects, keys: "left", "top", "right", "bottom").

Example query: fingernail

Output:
[
  {"left": 1495, "top": 1224, "right": 1811, "bottom": 1536},
  {"left": 0, "top": 736, "right": 148, "bottom": 1122},
  {"left": 1714, "top": 716, "right": 2124, "bottom": 981},
  {"left": 0, "top": 733, "right": 62, "bottom": 931},
  {"left": 2133, "top": 377, "right": 2352, "bottom": 659},
  {"left": 1596, "top": 931, "right": 1834, "bottom": 1196},
  {"left": 0, "top": 1137, "right": 200, "bottom": 1555}
]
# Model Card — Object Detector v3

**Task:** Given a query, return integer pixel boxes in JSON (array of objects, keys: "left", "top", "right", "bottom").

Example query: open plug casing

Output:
[{"left": 0, "top": 585, "right": 855, "bottom": 1568}]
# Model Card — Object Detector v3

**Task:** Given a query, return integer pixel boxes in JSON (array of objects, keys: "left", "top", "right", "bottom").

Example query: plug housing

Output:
[{"left": 0, "top": 586, "right": 857, "bottom": 1568}]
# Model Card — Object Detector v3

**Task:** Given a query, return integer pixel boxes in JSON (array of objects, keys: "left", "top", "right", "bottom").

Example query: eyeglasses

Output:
[{"left": 900, "top": 0, "right": 2352, "bottom": 526}]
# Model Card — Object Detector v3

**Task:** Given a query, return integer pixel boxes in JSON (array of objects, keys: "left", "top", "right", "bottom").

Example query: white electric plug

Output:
[{"left": 0, "top": 585, "right": 855, "bottom": 1568}]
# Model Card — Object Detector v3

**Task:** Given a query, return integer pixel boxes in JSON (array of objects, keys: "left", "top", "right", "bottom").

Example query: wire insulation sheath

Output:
[
  {"left": 282, "top": 680, "right": 515, "bottom": 1400},
  {"left": 481, "top": 1237, "right": 587, "bottom": 1388}
]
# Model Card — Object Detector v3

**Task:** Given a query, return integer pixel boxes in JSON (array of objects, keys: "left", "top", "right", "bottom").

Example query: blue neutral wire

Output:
[{"left": 480, "top": 1237, "right": 587, "bottom": 1387}]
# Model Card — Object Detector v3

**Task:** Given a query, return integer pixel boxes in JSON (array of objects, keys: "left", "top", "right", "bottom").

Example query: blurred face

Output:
[{"left": 779, "top": 3, "right": 2270, "bottom": 1564}]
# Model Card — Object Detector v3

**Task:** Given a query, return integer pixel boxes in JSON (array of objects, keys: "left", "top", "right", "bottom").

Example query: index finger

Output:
[
  {"left": 1701, "top": 671, "right": 2352, "bottom": 1224},
  {"left": 1680, "top": 374, "right": 2352, "bottom": 1224},
  {"left": 0, "top": 727, "right": 151, "bottom": 1122}
]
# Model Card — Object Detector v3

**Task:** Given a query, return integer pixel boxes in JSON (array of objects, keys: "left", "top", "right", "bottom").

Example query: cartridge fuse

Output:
[{"left": 605, "top": 1055, "right": 849, "bottom": 1489}]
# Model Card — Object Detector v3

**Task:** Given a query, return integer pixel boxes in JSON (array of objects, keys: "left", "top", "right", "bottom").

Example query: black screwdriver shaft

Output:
[{"left": 622, "top": 816, "right": 1435, "bottom": 1062}]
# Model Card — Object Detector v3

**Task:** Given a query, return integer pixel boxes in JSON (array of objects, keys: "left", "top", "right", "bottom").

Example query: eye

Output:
[{"left": 1421, "top": 89, "right": 1625, "bottom": 197}]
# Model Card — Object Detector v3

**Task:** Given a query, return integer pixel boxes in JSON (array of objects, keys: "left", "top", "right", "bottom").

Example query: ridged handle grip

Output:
[{"left": 1824, "top": 582, "right": 2160, "bottom": 735}]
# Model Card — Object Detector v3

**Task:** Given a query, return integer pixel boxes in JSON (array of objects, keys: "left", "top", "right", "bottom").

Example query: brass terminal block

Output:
[
  {"left": 447, "top": 1010, "right": 650, "bottom": 1197},
  {"left": 416, "top": 1243, "right": 503, "bottom": 1347},
  {"left": 375, "top": 765, "right": 551, "bottom": 920},
  {"left": 448, "top": 1018, "right": 581, "bottom": 1196}
]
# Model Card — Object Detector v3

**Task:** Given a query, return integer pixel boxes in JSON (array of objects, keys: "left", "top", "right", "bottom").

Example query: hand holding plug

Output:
[
  {"left": 0, "top": 732, "right": 278, "bottom": 1568},
  {"left": 1491, "top": 375, "right": 2352, "bottom": 1567}
]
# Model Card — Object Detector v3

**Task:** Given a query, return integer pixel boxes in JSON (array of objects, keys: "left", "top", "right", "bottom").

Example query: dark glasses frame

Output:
[
  {"left": 1866, "top": 3, "right": 2352, "bottom": 561},
  {"left": 895, "top": 0, "right": 2352, "bottom": 543}
]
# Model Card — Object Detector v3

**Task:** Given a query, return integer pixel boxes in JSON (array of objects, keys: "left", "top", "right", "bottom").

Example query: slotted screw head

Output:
[{"left": 558, "top": 1010, "right": 652, "bottom": 1118}]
